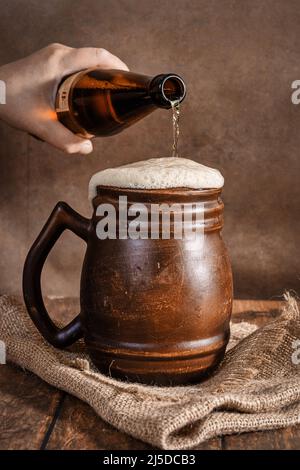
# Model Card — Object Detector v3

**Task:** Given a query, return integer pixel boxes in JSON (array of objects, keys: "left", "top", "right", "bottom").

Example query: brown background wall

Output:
[{"left": 0, "top": 0, "right": 299, "bottom": 299}]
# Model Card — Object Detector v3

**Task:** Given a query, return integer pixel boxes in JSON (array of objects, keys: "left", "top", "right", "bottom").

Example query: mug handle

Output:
[{"left": 23, "top": 201, "right": 90, "bottom": 348}]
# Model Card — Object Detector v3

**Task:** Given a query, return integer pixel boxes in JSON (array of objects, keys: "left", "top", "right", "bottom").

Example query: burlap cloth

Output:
[{"left": 0, "top": 294, "right": 300, "bottom": 449}]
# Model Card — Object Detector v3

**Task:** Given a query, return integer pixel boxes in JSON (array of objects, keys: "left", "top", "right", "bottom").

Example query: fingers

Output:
[
  {"left": 62, "top": 47, "right": 129, "bottom": 75},
  {"left": 38, "top": 44, "right": 129, "bottom": 153},
  {"left": 36, "top": 119, "right": 93, "bottom": 155}
]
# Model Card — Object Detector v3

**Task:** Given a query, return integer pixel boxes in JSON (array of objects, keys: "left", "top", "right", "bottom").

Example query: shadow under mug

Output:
[{"left": 23, "top": 186, "right": 233, "bottom": 385}]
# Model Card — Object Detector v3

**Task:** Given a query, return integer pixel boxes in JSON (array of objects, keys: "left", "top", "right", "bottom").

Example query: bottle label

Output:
[
  {"left": 56, "top": 71, "right": 83, "bottom": 112},
  {"left": 56, "top": 70, "right": 93, "bottom": 138}
]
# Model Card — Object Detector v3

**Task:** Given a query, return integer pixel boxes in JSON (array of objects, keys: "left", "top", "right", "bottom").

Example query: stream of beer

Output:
[{"left": 170, "top": 101, "right": 180, "bottom": 158}]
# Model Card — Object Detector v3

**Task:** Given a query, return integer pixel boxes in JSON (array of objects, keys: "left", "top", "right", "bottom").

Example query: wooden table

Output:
[{"left": 0, "top": 298, "right": 299, "bottom": 450}]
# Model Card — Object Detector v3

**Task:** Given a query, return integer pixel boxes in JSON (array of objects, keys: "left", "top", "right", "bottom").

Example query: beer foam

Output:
[{"left": 88, "top": 157, "right": 224, "bottom": 200}]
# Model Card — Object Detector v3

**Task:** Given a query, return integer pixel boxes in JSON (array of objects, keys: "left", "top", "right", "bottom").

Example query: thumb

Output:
[{"left": 37, "top": 118, "right": 93, "bottom": 155}]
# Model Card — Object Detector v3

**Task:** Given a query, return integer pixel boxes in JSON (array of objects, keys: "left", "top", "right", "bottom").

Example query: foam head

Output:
[{"left": 88, "top": 157, "right": 224, "bottom": 200}]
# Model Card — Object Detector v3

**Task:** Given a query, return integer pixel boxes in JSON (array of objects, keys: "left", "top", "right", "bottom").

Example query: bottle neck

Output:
[{"left": 148, "top": 74, "right": 186, "bottom": 108}]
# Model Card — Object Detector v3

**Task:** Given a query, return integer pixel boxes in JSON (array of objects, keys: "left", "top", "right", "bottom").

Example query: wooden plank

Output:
[
  {"left": 35, "top": 298, "right": 285, "bottom": 450},
  {"left": 0, "top": 298, "right": 73, "bottom": 450},
  {"left": 223, "top": 426, "right": 300, "bottom": 450},
  {"left": 0, "top": 298, "right": 290, "bottom": 450},
  {"left": 232, "top": 300, "right": 283, "bottom": 327},
  {"left": 46, "top": 393, "right": 221, "bottom": 450},
  {"left": 193, "top": 438, "right": 222, "bottom": 450},
  {"left": 0, "top": 363, "right": 62, "bottom": 450},
  {"left": 46, "top": 394, "right": 152, "bottom": 450},
  {"left": 232, "top": 299, "right": 283, "bottom": 315}
]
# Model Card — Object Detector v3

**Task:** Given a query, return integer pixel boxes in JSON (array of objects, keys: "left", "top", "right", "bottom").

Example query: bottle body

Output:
[{"left": 55, "top": 69, "right": 186, "bottom": 137}]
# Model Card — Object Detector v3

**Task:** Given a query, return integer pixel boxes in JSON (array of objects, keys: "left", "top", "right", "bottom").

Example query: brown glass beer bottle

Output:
[{"left": 55, "top": 69, "right": 186, "bottom": 137}]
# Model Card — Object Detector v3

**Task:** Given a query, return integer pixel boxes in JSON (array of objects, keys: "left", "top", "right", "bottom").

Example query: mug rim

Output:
[{"left": 94, "top": 185, "right": 223, "bottom": 199}]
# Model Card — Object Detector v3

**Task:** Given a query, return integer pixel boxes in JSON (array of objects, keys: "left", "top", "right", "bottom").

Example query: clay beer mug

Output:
[{"left": 23, "top": 158, "right": 233, "bottom": 385}]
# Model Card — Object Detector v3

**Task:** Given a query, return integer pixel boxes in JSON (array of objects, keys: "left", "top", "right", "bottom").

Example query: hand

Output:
[{"left": 0, "top": 43, "right": 129, "bottom": 154}]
